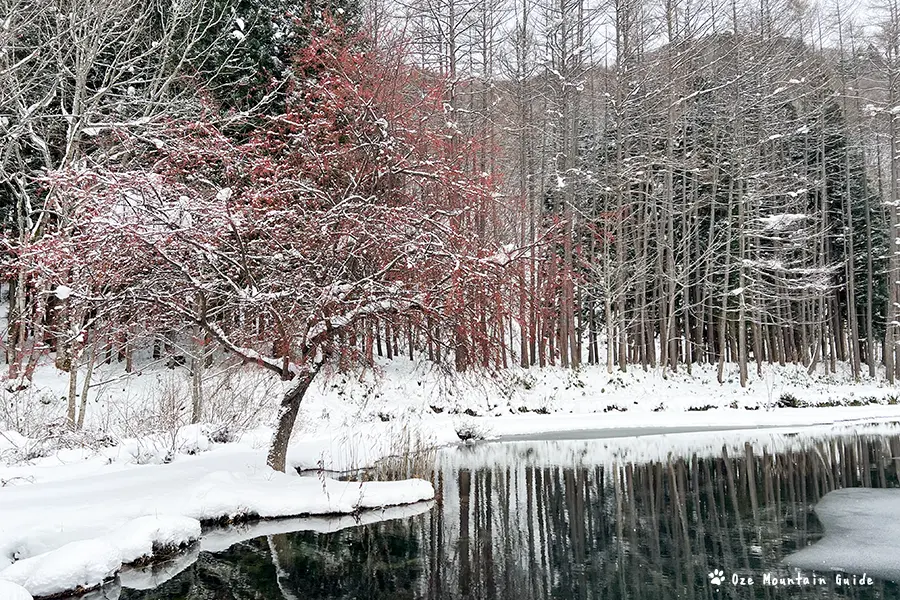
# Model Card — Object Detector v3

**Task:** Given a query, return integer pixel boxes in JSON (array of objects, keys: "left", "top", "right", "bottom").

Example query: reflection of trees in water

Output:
[
  {"left": 267, "top": 522, "right": 423, "bottom": 598},
  {"left": 427, "top": 434, "right": 900, "bottom": 600},
  {"left": 119, "top": 537, "right": 282, "bottom": 599},
  {"left": 119, "top": 521, "right": 423, "bottom": 600},
  {"left": 121, "top": 434, "right": 900, "bottom": 600}
]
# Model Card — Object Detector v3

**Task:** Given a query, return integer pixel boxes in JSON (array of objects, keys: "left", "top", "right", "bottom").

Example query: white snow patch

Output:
[
  {"left": 0, "top": 539, "right": 120, "bottom": 598},
  {"left": 0, "top": 448, "right": 433, "bottom": 597},
  {"left": 0, "top": 431, "right": 27, "bottom": 454},
  {"left": 556, "top": 174, "right": 566, "bottom": 189},
  {"left": 785, "top": 488, "right": 900, "bottom": 579},
  {"left": 52, "top": 285, "right": 72, "bottom": 300},
  {"left": 358, "top": 479, "right": 434, "bottom": 508},
  {"left": 760, "top": 213, "right": 807, "bottom": 231},
  {"left": 0, "top": 580, "right": 32, "bottom": 600}
]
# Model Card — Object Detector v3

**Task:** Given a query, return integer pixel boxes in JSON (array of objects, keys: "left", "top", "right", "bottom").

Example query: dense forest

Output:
[
  {"left": 5, "top": 0, "right": 900, "bottom": 467},
  {"left": 402, "top": 0, "right": 900, "bottom": 385}
]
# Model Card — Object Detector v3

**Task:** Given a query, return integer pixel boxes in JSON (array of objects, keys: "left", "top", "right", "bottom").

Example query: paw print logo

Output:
[{"left": 708, "top": 569, "right": 725, "bottom": 586}]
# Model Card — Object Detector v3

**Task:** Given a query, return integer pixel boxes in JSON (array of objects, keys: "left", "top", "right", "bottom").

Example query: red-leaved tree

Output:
[{"left": 13, "top": 26, "right": 512, "bottom": 471}]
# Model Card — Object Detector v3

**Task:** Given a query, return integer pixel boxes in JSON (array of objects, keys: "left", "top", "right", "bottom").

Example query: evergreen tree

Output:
[{"left": 187, "top": 0, "right": 363, "bottom": 113}]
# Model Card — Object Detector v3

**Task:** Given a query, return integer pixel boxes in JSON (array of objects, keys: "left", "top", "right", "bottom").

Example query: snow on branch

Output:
[
  {"left": 11, "top": 24, "right": 514, "bottom": 383},
  {"left": 758, "top": 213, "right": 808, "bottom": 231}
]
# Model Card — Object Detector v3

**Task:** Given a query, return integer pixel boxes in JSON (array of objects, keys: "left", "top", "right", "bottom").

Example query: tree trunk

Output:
[
  {"left": 56, "top": 300, "right": 71, "bottom": 371},
  {"left": 190, "top": 316, "right": 206, "bottom": 424},
  {"left": 66, "top": 358, "right": 78, "bottom": 427},
  {"left": 191, "top": 352, "right": 204, "bottom": 424},
  {"left": 76, "top": 340, "right": 98, "bottom": 430},
  {"left": 267, "top": 362, "right": 324, "bottom": 472}
]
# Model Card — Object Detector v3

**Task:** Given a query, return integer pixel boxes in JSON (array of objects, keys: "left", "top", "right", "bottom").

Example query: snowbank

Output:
[
  {"left": 0, "top": 448, "right": 433, "bottom": 598},
  {"left": 113, "top": 501, "right": 432, "bottom": 593},
  {"left": 4, "top": 353, "right": 900, "bottom": 597},
  {"left": 0, "top": 503, "right": 436, "bottom": 598},
  {"left": 785, "top": 488, "right": 900, "bottom": 579},
  {"left": 0, "top": 580, "right": 32, "bottom": 600},
  {"left": 199, "top": 501, "right": 433, "bottom": 553},
  {"left": 109, "top": 515, "right": 200, "bottom": 564},
  {"left": 0, "top": 539, "right": 120, "bottom": 598}
]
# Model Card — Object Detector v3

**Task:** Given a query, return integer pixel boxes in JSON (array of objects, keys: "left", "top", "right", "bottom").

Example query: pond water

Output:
[{"left": 96, "top": 423, "right": 900, "bottom": 599}]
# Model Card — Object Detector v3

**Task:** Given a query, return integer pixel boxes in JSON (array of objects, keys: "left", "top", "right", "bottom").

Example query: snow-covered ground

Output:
[
  {"left": 6, "top": 355, "right": 900, "bottom": 467},
  {"left": 0, "top": 443, "right": 433, "bottom": 598},
  {"left": 2, "top": 355, "right": 900, "bottom": 598},
  {"left": 0, "top": 580, "right": 32, "bottom": 600}
]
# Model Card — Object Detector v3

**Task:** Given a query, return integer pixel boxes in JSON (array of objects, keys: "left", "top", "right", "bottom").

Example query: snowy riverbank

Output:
[
  {"left": 6, "top": 358, "right": 900, "bottom": 476},
  {"left": 6, "top": 355, "right": 900, "bottom": 460},
  {"left": 2, "top": 357, "right": 900, "bottom": 598},
  {"left": 0, "top": 444, "right": 433, "bottom": 599}
]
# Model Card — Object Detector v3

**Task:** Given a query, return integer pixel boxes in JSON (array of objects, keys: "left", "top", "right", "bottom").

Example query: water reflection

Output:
[{"left": 120, "top": 424, "right": 900, "bottom": 600}]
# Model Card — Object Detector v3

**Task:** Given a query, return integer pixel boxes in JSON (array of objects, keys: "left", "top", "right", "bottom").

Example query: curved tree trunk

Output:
[{"left": 267, "top": 362, "right": 323, "bottom": 472}]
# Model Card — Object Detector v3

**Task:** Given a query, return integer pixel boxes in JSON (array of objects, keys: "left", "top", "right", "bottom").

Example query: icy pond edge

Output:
[{"left": 0, "top": 472, "right": 435, "bottom": 600}]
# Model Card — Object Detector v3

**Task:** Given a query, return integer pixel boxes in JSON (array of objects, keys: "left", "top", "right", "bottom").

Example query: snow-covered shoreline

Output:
[
  {"left": 3, "top": 413, "right": 900, "bottom": 600},
  {"left": 0, "top": 444, "right": 434, "bottom": 599},
  {"left": 0, "top": 501, "right": 437, "bottom": 600},
  {"left": 3, "top": 357, "right": 900, "bottom": 598}
]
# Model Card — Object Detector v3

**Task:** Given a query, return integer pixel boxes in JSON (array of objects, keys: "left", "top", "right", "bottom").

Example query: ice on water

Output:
[{"left": 785, "top": 488, "right": 900, "bottom": 579}]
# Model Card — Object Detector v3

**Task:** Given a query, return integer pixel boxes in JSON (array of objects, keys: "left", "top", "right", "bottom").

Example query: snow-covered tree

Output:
[{"left": 13, "top": 27, "right": 512, "bottom": 471}]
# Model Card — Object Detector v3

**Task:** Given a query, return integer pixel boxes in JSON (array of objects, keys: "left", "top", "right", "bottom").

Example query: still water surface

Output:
[{"left": 109, "top": 423, "right": 900, "bottom": 599}]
